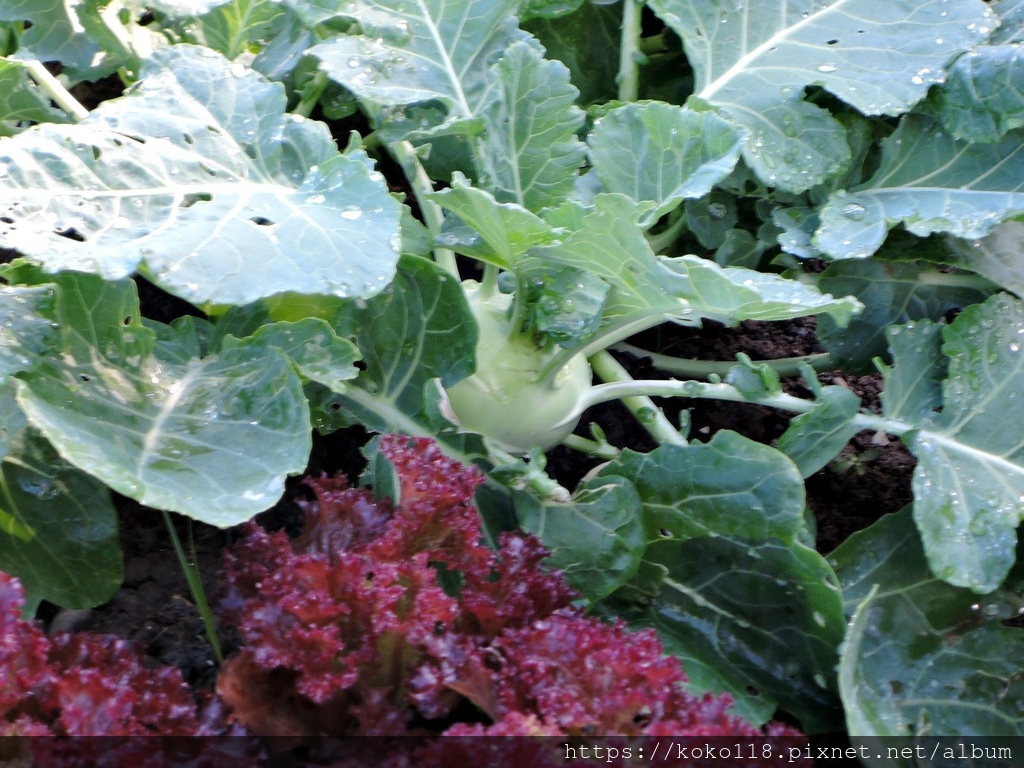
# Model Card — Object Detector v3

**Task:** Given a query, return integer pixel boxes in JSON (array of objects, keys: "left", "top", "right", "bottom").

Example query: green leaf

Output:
[
  {"left": 0, "top": 280, "right": 59, "bottom": 379},
  {"left": 0, "top": 58, "right": 71, "bottom": 134},
  {"left": 816, "top": 116, "right": 1024, "bottom": 260},
  {"left": 649, "top": 0, "right": 994, "bottom": 192},
  {"left": 0, "top": 428, "right": 121, "bottom": 609},
  {"left": 926, "top": 43, "right": 1024, "bottom": 144},
  {"left": 150, "top": 0, "right": 289, "bottom": 60},
  {"left": 14, "top": 272, "right": 311, "bottom": 527},
  {"left": 0, "top": 380, "right": 25, "bottom": 461},
  {"left": 430, "top": 178, "right": 559, "bottom": 269},
  {"left": 332, "top": 254, "right": 479, "bottom": 448},
  {"left": 832, "top": 508, "right": 1024, "bottom": 737},
  {"left": 222, "top": 318, "right": 361, "bottom": 392},
  {"left": 0, "top": 45, "right": 401, "bottom": 306},
  {"left": 588, "top": 103, "right": 746, "bottom": 225},
  {"left": 815, "top": 255, "right": 994, "bottom": 373},
  {"left": 479, "top": 39, "right": 585, "bottom": 211},
  {"left": 308, "top": 0, "right": 522, "bottom": 141},
  {"left": 882, "top": 296, "right": 1024, "bottom": 592},
  {"left": 945, "top": 222, "right": 1024, "bottom": 298},
  {"left": 520, "top": 263, "right": 608, "bottom": 347},
  {"left": 589, "top": 434, "right": 843, "bottom": 729},
  {"left": 878, "top": 321, "right": 945, "bottom": 426},
  {"left": 522, "top": 0, "right": 619, "bottom": 107},
  {"left": 776, "top": 385, "right": 862, "bottom": 478},
  {"left": 532, "top": 194, "right": 861, "bottom": 350},
  {"left": 594, "top": 433, "right": 809, "bottom": 543},
  {"left": 0, "top": 0, "right": 128, "bottom": 81},
  {"left": 516, "top": 476, "right": 645, "bottom": 602}
]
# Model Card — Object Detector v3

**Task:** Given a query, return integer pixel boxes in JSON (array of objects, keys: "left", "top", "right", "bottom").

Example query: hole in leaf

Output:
[
  {"left": 55, "top": 227, "right": 85, "bottom": 242},
  {"left": 122, "top": 316, "right": 132, "bottom": 325},
  {"left": 826, "top": 38, "right": 839, "bottom": 45},
  {"left": 79, "top": 374, "right": 92, "bottom": 382},
  {"left": 182, "top": 133, "right": 194, "bottom": 145},
  {"left": 249, "top": 216, "right": 275, "bottom": 227},
  {"left": 330, "top": 402, "right": 342, "bottom": 411},
  {"left": 112, "top": 138, "right": 124, "bottom": 147},
  {"left": 353, "top": 360, "right": 367, "bottom": 371},
  {"left": 658, "top": 528, "right": 671, "bottom": 538},
  {"left": 198, "top": 163, "right": 219, "bottom": 177},
  {"left": 180, "top": 193, "right": 212, "bottom": 208},
  {"left": 746, "top": 685, "right": 760, "bottom": 696},
  {"left": 0, "top": 216, "right": 12, "bottom": 224},
  {"left": 91, "top": 146, "right": 101, "bottom": 160},
  {"left": 244, "top": 145, "right": 258, "bottom": 160}
]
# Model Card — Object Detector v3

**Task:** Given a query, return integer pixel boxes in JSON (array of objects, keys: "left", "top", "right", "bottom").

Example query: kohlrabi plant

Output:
[{"left": 1, "top": 0, "right": 1024, "bottom": 744}]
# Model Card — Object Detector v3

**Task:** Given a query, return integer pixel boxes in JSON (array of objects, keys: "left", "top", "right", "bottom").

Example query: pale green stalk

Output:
[
  {"left": 25, "top": 61, "right": 89, "bottom": 121},
  {"left": 389, "top": 140, "right": 460, "bottom": 277},
  {"left": 614, "top": 343, "right": 834, "bottom": 379},
  {"left": 589, "top": 351, "right": 688, "bottom": 446},
  {"left": 617, "top": 0, "right": 644, "bottom": 102}
]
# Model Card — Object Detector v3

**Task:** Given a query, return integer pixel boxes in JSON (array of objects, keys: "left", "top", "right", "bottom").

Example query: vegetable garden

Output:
[{"left": 0, "top": 0, "right": 1023, "bottom": 756}]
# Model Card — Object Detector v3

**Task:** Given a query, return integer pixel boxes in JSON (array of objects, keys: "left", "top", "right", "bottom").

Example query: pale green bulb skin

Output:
[{"left": 446, "top": 283, "right": 591, "bottom": 453}]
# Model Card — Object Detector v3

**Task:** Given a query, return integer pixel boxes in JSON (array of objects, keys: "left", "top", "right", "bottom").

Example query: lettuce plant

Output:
[
  {"left": 216, "top": 434, "right": 796, "bottom": 740},
  {"left": 0, "top": 0, "right": 1021, "bottom": 741}
]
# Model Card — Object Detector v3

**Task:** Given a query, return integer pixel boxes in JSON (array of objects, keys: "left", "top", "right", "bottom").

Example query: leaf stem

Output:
[
  {"left": 614, "top": 343, "right": 835, "bottom": 378},
  {"left": 562, "top": 433, "right": 621, "bottom": 460},
  {"left": 617, "top": 0, "right": 644, "bottom": 103},
  {"left": 645, "top": 206, "right": 688, "bottom": 250},
  {"left": 578, "top": 377, "right": 913, "bottom": 437},
  {"left": 389, "top": 140, "right": 460, "bottom": 277},
  {"left": 589, "top": 351, "right": 688, "bottom": 446},
  {"left": 25, "top": 62, "right": 89, "bottom": 121},
  {"left": 161, "top": 511, "right": 224, "bottom": 665}
]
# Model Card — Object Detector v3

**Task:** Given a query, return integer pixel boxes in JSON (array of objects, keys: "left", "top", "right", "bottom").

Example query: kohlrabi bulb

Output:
[{"left": 444, "top": 282, "right": 591, "bottom": 454}]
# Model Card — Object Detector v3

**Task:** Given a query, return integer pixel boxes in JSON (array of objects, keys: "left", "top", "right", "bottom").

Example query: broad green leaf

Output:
[
  {"left": 0, "top": 45, "right": 401, "bottom": 306},
  {"left": 0, "top": 0, "right": 131, "bottom": 81},
  {"left": 816, "top": 116, "right": 1024, "bottom": 260},
  {"left": 222, "top": 318, "right": 360, "bottom": 392},
  {"left": 0, "top": 281, "right": 58, "bottom": 379},
  {"left": 0, "top": 380, "right": 25, "bottom": 460},
  {"left": 517, "top": 0, "right": 584, "bottom": 21},
  {"left": 531, "top": 194, "right": 861, "bottom": 351},
  {"left": 927, "top": 46, "right": 1024, "bottom": 144},
  {"left": 593, "top": 433, "right": 809, "bottom": 544},
  {"left": 430, "top": 178, "right": 559, "bottom": 269},
  {"left": 776, "top": 386, "right": 862, "bottom": 478},
  {"left": 634, "top": 537, "right": 844, "bottom": 732},
  {"left": 0, "top": 429, "right": 121, "bottom": 609},
  {"left": 522, "top": 0, "right": 619, "bottom": 107},
  {"left": 878, "top": 321, "right": 945, "bottom": 426},
  {"left": 516, "top": 476, "right": 645, "bottom": 602},
  {"left": 520, "top": 264, "right": 608, "bottom": 347},
  {"left": 588, "top": 104, "right": 746, "bottom": 225},
  {"left": 685, "top": 192, "right": 738, "bottom": 250},
  {"left": 815, "top": 256, "right": 995, "bottom": 373},
  {"left": 150, "top": 0, "right": 289, "bottom": 59},
  {"left": 590, "top": 435, "right": 842, "bottom": 729},
  {"left": 832, "top": 509, "right": 1024, "bottom": 738},
  {"left": 307, "top": 0, "right": 522, "bottom": 141},
  {"left": 13, "top": 272, "right": 311, "bottom": 527},
  {"left": 945, "top": 222, "right": 1024, "bottom": 298},
  {"left": 907, "top": 298, "right": 1024, "bottom": 592},
  {"left": 882, "top": 297, "right": 1024, "bottom": 592},
  {"left": 649, "top": 0, "right": 994, "bottom": 192},
  {"left": 0, "top": 58, "right": 70, "bottom": 134},
  {"left": 331, "top": 254, "right": 479, "bottom": 450},
  {"left": 479, "top": 39, "right": 585, "bottom": 212}
]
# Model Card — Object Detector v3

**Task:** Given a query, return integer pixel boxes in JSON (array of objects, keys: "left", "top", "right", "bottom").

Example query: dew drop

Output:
[{"left": 840, "top": 202, "right": 867, "bottom": 221}]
